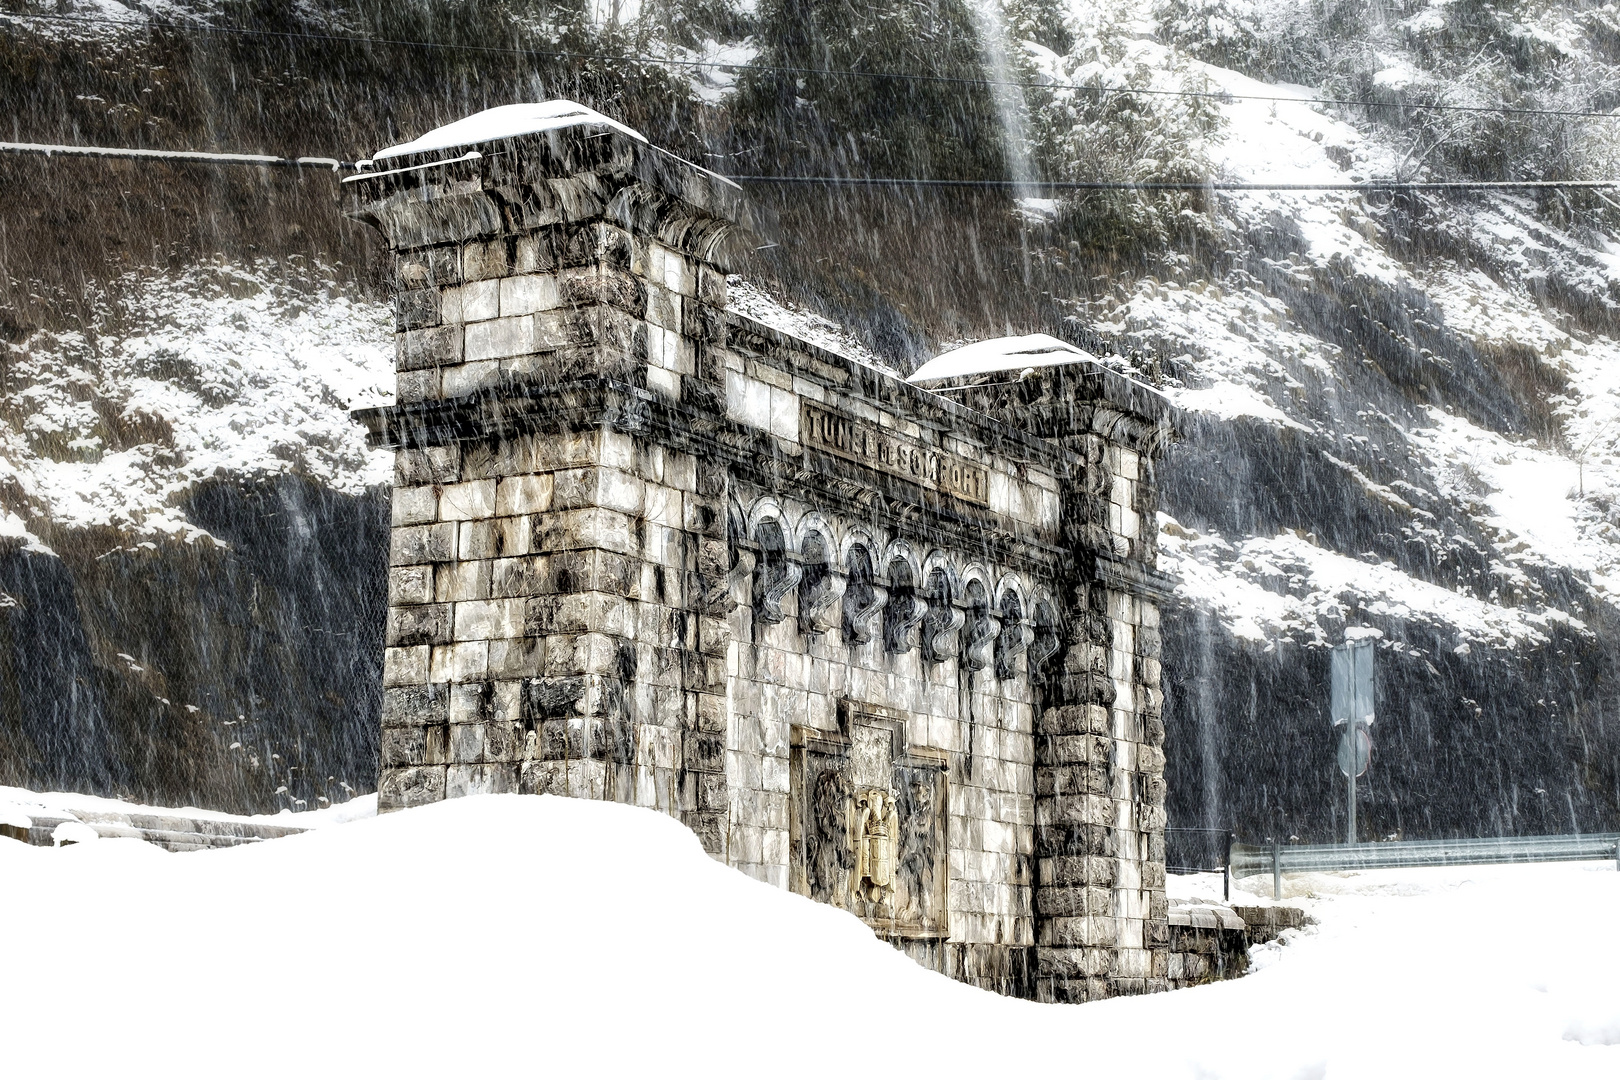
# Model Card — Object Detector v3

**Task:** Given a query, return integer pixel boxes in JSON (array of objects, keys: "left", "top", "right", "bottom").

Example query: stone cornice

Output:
[
  {"left": 341, "top": 126, "right": 778, "bottom": 259},
  {"left": 724, "top": 314, "right": 1081, "bottom": 474},
  {"left": 1087, "top": 552, "right": 1181, "bottom": 604},
  {"left": 928, "top": 365, "right": 1183, "bottom": 457},
  {"left": 354, "top": 376, "right": 1072, "bottom": 577}
]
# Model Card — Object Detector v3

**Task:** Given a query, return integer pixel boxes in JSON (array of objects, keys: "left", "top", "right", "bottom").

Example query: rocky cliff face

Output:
[
  {"left": 4, "top": 0, "right": 1620, "bottom": 834},
  {"left": 0, "top": 261, "right": 392, "bottom": 811},
  {"left": 0, "top": 479, "right": 386, "bottom": 811}
]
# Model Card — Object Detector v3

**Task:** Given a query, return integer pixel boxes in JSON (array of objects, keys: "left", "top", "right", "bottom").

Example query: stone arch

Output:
[
  {"left": 795, "top": 512, "right": 835, "bottom": 561},
  {"left": 919, "top": 552, "right": 965, "bottom": 664},
  {"left": 919, "top": 549, "right": 958, "bottom": 590},
  {"left": 881, "top": 548, "right": 926, "bottom": 654},
  {"left": 992, "top": 572, "right": 1028, "bottom": 612},
  {"left": 838, "top": 527, "right": 880, "bottom": 576},
  {"left": 746, "top": 496, "right": 795, "bottom": 556},
  {"left": 751, "top": 513, "right": 800, "bottom": 625},
  {"left": 994, "top": 581, "right": 1032, "bottom": 681},
  {"left": 841, "top": 540, "right": 885, "bottom": 645},
  {"left": 796, "top": 514, "right": 843, "bottom": 636},
  {"left": 958, "top": 571, "right": 998, "bottom": 673},
  {"left": 880, "top": 538, "right": 923, "bottom": 587}
]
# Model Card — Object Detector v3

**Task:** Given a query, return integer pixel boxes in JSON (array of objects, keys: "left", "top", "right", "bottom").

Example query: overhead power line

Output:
[
  {"left": 5, "top": 141, "right": 1617, "bottom": 194},
  {"left": 729, "top": 176, "right": 1620, "bottom": 192},
  {"left": 6, "top": 10, "right": 1620, "bottom": 123},
  {"left": 0, "top": 141, "right": 350, "bottom": 169}
]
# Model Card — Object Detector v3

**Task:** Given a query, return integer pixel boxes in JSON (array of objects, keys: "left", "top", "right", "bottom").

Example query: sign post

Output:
[{"left": 1330, "top": 637, "right": 1376, "bottom": 845}]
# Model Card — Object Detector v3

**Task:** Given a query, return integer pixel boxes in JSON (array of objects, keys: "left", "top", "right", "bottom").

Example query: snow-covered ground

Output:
[{"left": 1, "top": 795, "right": 1614, "bottom": 1077}]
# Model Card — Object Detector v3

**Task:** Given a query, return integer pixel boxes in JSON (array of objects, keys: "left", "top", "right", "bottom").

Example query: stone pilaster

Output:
[
  {"left": 347, "top": 118, "right": 766, "bottom": 854},
  {"left": 952, "top": 367, "right": 1178, "bottom": 1003}
]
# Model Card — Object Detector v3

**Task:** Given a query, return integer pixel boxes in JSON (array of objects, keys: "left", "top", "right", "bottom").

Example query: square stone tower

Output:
[{"left": 346, "top": 102, "right": 1180, "bottom": 1002}]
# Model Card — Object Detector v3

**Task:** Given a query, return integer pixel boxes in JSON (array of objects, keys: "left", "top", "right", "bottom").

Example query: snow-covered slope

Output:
[
  {"left": 0, "top": 795, "right": 1614, "bottom": 1078},
  {"left": 6, "top": 0, "right": 1620, "bottom": 830},
  {"left": 1036, "top": 9, "right": 1620, "bottom": 654},
  {"left": 0, "top": 262, "right": 392, "bottom": 554}
]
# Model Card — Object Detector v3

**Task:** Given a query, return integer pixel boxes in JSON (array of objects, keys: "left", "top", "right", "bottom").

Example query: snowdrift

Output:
[{"left": 1, "top": 795, "right": 1615, "bottom": 1078}]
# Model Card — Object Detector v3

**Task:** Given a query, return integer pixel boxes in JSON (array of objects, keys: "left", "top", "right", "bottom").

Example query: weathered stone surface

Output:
[
  {"left": 385, "top": 603, "right": 451, "bottom": 648},
  {"left": 390, "top": 523, "right": 455, "bottom": 566},
  {"left": 396, "top": 325, "right": 462, "bottom": 371},
  {"left": 378, "top": 765, "right": 446, "bottom": 811},
  {"left": 380, "top": 683, "right": 449, "bottom": 727}
]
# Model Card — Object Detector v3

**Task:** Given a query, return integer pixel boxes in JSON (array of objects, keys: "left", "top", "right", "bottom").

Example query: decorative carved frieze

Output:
[
  {"left": 962, "top": 608, "right": 1001, "bottom": 673},
  {"left": 921, "top": 600, "right": 966, "bottom": 664},
  {"left": 753, "top": 555, "right": 802, "bottom": 625},
  {"left": 995, "top": 617, "right": 1033, "bottom": 682},
  {"left": 798, "top": 566, "right": 847, "bottom": 636},
  {"left": 843, "top": 579, "right": 888, "bottom": 646},
  {"left": 883, "top": 590, "right": 929, "bottom": 655}
]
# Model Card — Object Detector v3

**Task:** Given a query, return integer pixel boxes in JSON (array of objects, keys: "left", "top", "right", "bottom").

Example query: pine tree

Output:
[{"left": 735, "top": 0, "right": 1010, "bottom": 179}]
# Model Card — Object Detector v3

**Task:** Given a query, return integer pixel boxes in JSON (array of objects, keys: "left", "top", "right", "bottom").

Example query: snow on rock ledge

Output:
[
  {"left": 1, "top": 262, "right": 393, "bottom": 547},
  {"left": 1159, "top": 514, "right": 1575, "bottom": 649},
  {"left": 908, "top": 333, "right": 1101, "bottom": 382}
]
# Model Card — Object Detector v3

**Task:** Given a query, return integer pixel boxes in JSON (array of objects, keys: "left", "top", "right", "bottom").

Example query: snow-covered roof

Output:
[
  {"left": 906, "top": 333, "right": 1100, "bottom": 384},
  {"left": 374, "top": 101, "right": 647, "bottom": 161}
]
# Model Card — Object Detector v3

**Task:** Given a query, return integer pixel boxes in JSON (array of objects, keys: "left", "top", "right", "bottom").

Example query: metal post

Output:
[
  {"left": 1224, "top": 833, "right": 1234, "bottom": 902},
  {"left": 1271, "top": 838, "right": 1281, "bottom": 900},
  {"left": 1347, "top": 731, "right": 1357, "bottom": 846}
]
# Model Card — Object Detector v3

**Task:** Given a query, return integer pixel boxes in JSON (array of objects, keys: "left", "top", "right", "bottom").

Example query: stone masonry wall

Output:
[{"left": 347, "top": 113, "right": 1179, "bottom": 1002}]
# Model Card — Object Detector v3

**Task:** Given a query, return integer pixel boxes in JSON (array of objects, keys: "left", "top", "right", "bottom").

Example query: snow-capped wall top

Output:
[
  {"left": 907, "top": 333, "right": 1100, "bottom": 383},
  {"left": 373, "top": 100, "right": 647, "bottom": 161}
]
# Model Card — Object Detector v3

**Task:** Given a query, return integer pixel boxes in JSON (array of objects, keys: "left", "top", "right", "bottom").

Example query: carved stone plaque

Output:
[
  {"left": 800, "top": 401, "right": 990, "bottom": 505},
  {"left": 789, "top": 705, "right": 949, "bottom": 938}
]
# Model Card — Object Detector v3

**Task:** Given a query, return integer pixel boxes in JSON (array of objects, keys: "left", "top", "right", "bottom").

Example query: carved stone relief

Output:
[
  {"left": 842, "top": 549, "right": 887, "bottom": 645},
  {"left": 920, "top": 570, "right": 965, "bottom": 663},
  {"left": 882, "top": 562, "right": 928, "bottom": 655},
  {"left": 790, "top": 707, "right": 948, "bottom": 938}
]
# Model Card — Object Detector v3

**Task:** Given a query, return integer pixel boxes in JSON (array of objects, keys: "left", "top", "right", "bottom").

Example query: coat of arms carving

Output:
[{"left": 789, "top": 704, "right": 948, "bottom": 938}]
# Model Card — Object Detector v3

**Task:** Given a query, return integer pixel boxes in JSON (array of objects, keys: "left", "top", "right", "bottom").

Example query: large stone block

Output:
[
  {"left": 1034, "top": 946, "right": 1113, "bottom": 979},
  {"left": 1037, "top": 855, "right": 1117, "bottom": 888},
  {"left": 383, "top": 645, "right": 429, "bottom": 686},
  {"left": 381, "top": 683, "right": 449, "bottom": 727},
  {"left": 523, "top": 673, "right": 627, "bottom": 722},
  {"left": 396, "top": 325, "right": 462, "bottom": 371},
  {"left": 488, "top": 637, "right": 544, "bottom": 680},
  {"left": 1034, "top": 886, "right": 1113, "bottom": 918},
  {"left": 394, "top": 446, "right": 460, "bottom": 486},
  {"left": 1035, "top": 733, "right": 1110, "bottom": 766},
  {"left": 379, "top": 765, "right": 446, "bottom": 810},
  {"left": 390, "top": 523, "right": 456, "bottom": 566},
  {"left": 393, "top": 287, "right": 440, "bottom": 331},
  {"left": 389, "top": 566, "right": 433, "bottom": 606},
  {"left": 533, "top": 508, "right": 638, "bottom": 556},
  {"left": 519, "top": 759, "right": 607, "bottom": 799},
  {"left": 1038, "top": 915, "right": 1119, "bottom": 949},
  {"left": 386, "top": 603, "right": 451, "bottom": 648}
]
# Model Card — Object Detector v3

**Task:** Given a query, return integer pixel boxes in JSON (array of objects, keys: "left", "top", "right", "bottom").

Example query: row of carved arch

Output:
[{"left": 729, "top": 499, "right": 1065, "bottom": 683}]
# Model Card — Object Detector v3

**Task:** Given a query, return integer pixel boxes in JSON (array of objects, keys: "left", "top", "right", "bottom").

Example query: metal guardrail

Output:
[{"left": 1231, "top": 833, "right": 1620, "bottom": 899}]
